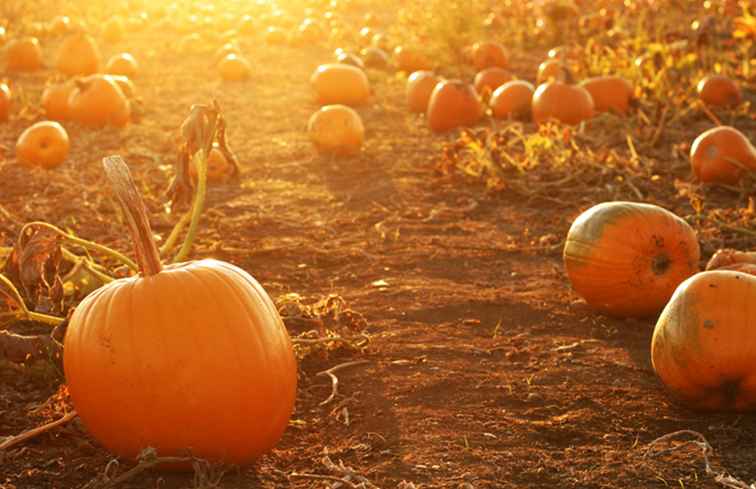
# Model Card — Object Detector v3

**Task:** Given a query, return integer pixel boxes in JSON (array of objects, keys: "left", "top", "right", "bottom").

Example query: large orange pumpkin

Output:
[
  {"left": 307, "top": 104, "right": 364, "bottom": 156},
  {"left": 652, "top": 270, "right": 756, "bottom": 410},
  {"left": 68, "top": 75, "right": 131, "bottom": 127},
  {"left": 55, "top": 33, "right": 101, "bottom": 76},
  {"left": 0, "top": 83, "right": 10, "bottom": 122},
  {"left": 490, "top": 80, "right": 534, "bottom": 120},
  {"left": 426, "top": 80, "right": 484, "bottom": 133},
  {"left": 65, "top": 156, "right": 297, "bottom": 465},
  {"left": 15, "top": 121, "right": 70, "bottom": 169},
  {"left": 5, "top": 37, "right": 44, "bottom": 72},
  {"left": 470, "top": 41, "right": 508, "bottom": 70},
  {"left": 473, "top": 68, "right": 513, "bottom": 96},
  {"left": 532, "top": 81, "right": 594, "bottom": 125},
  {"left": 310, "top": 63, "right": 370, "bottom": 106},
  {"left": 563, "top": 201, "right": 700, "bottom": 318},
  {"left": 104, "top": 52, "right": 139, "bottom": 79},
  {"left": 689, "top": 126, "right": 756, "bottom": 184},
  {"left": 41, "top": 81, "right": 77, "bottom": 120},
  {"left": 696, "top": 75, "right": 742, "bottom": 107},
  {"left": 406, "top": 71, "right": 441, "bottom": 113},
  {"left": 579, "top": 76, "right": 634, "bottom": 114}
]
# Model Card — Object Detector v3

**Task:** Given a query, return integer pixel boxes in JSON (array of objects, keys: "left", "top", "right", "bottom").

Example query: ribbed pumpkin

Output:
[
  {"left": 406, "top": 71, "right": 441, "bottom": 113},
  {"left": 0, "top": 83, "right": 10, "bottom": 122},
  {"left": 5, "top": 37, "right": 44, "bottom": 72},
  {"left": 68, "top": 75, "right": 131, "bottom": 127},
  {"left": 65, "top": 156, "right": 297, "bottom": 465},
  {"left": 579, "top": 76, "right": 634, "bottom": 114},
  {"left": 490, "top": 80, "right": 534, "bottom": 120},
  {"left": 41, "top": 81, "right": 77, "bottom": 120},
  {"left": 470, "top": 41, "right": 507, "bottom": 70},
  {"left": 564, "top": 201, "right": 700, "bottom": 318},
  {"left": 15, "top": 121, "right": 70, "bottom": 169},
  {"left": 426, "top": 80, "right": 483, "bottom": 133},
  {"left": 696, "top": 75, "right": 742, "bottom": 107},
  {"left": 652, "top": 270, "right": 756, "bottom": 410},
  {"left": 104, "top": 53, "right": 139, "bottom": 79},
  {"left": 310, "top": 63, "right": 370, "bottom": 106},
  {"left": 218, "top": 53, "right": 252, "bottom": 81},
  {"left": 689, "top": 126, "right": 756, "bottom": 184},
  {"left": 473, "top": 68, "right": 513, "bottom": 96},
  {"left": 55, "top": 33, "right": 101, "bottom": 76},
  {"left": 532, "top": 81, "right": 594, "bottom": 125},
  {"left": 307, "top": 104, "right": 364, "bottom": 156}
]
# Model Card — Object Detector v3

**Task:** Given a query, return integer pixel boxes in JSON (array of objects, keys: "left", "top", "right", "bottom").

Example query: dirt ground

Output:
[{"left": 2, "top": 2, "right": 756, "bottom": 488}]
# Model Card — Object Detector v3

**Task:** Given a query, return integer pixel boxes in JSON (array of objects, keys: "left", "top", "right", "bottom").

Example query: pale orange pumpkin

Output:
[
  {"left": 426, "top": 80, "right": 484, "bottom": 133},
  {"left": 104, "top": 53, "right": 139, "bottom": 79},
  {"left": 15, "top": 121, "right": 70, "bottom": 169},
  {"left": 470, "top": 41, "right": 508, "bottom": 70},
  {"left": 5, "top": 37, "right": 44, "bottom": 72},
  {"left": 579, "top": 76, "right": 634, "bottom": 114},
  {"left": 532, "top": 81, "right": 594, "bottom": 125},
  {"left": 490, "top": 80, "right": 534, "bottom": 120},
  {"left": 697, "top": 75, "right": 742, "bottom": 107},
  {"left": 55, "top": 32, "right": 101, "bottom": 76},
  {"left": 393, "top": 46, "right": 433, "bottom": 72},
  {"left": 310, "top": 63, "right": 370, "bottom": 106},
  {"left": 65, "top": 156, "right": 297, "bottom": 465},
  {"left": 68, "top": 75, "right": 131, "bottom": 127},
  {"left": 689, "top": 126, "right": 756, "bottom": 184},
  {"left": 218, "top": 53, "right": 252, "bottom": 81},
  {"left": 473, "top": 68, "right": 513, "bottom": 96},
  {"left": 41, "top": 81, "right": 77, "bottom": 120},
  {"left": 406, "top": 71, "right": 441, "bottom": 113},
  {"left": 307, "top": 104, "right": 364, "bottom": 156},
  {"left": 564, "top": 201, "right": 700, "bottom": 318},
  {"left": 652, "top": 270, "right": 756, "bottom": 410}
]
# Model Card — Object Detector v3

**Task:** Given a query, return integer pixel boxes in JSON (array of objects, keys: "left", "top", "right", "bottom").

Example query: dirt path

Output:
[{"left": 2, "top": 15, "right": 756, "bottom": 489}]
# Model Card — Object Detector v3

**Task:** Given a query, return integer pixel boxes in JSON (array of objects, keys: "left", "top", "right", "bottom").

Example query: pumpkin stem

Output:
[
  {"left": 651, "top": 254, "right": 671, "bottom": 275},
  {"left": 102, "top": 155, "right": 163, "bottom": 276}
]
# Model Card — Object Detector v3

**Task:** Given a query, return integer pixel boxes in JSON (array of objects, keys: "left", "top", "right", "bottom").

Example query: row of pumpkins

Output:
[{"left": 305, "top": 42, "right": 755, "bottom": 187}]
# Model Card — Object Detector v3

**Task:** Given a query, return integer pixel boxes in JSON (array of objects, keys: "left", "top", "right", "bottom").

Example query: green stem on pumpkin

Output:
[
  {"left": 102, "top": 156, "right": 163, "bottom": 277},
  {"left": 19, "top": 222, "right": 138, "bottom": 273},
  {"left": 0, "top": 273, "right": 65, "bottom": 327},
  {"left": 172, "top": 149, "right": 208, "bottom": 263}
]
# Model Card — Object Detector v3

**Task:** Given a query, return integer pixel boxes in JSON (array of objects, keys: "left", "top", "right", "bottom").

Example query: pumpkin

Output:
[
  {"left": 56, "top": 33, "right": 101, "bottom": 76},
  {"left": 470, "top": 41, "right": 508, "bottom": 70},
  {"left": 371, "top": 32, "right": 390, "bottom": 51},
  {"left": 105, "top": 53, "right": 139, "bottom": 79},
  {"left": 473, "top": 68, "right": 513, "bottom": 96},
  {"left": 689, "top": 126, "right": 756, "bottom": 184},
  {"left": 393, "top": 46, "right": 433, "bottom": 72},
  {"left": 490, "top": 80, "right": 534, "bottom": 120},
  {"left": 68, "top": 75, "right": 131, "bottom": 127},
  {"left": 696, "top": 75, "right": 742, "bottom": 107},
  {"left": 5, "top": 37, "right": 44, "bottom": 72},
  {"left": 15, "top": 121, "right": 70, "bottom": 169},
  {"left": 49, "top": 16, "right": 73, "bottom": 36},
  {"left": 218, "top": 53, "right": 252, "bottom": 81},
  {"left": 0, "top": 83, "right": 10, "bottom": 122},
  {"left": 307, "top": 104, "right": 364, "bottom": 156},
  {"left": 563, "top": 201, "right": 700, "bottom": 318},
  {"left": 706, "top": 249, "right": 756, "bottom": 271},
  {"left": 65, "top": 156, "right": 297, "bottom": 465},
  {"left": 105, "top": 75, "right": 136, "bottom": 98},
  {"left": 335, "top": 51, "right": 365, "bottom": 70},
  {"left": 360, "top": 47, "right": 390, "bottom": 69},
  {"left": 265, "top": 26, "right": 286, "bottom": 44},
  {"left": 41, "top": 81, "right": 77, "bottom": 120},
  {"left": 426, "top": 80, "right": 484, "bottom": 133},
  {"left": 310, "top": 63, "right": 370, "bottom": 106},
  {"left": 536, "top": 59, "right": 567, "bottom": 85},
  {"left": 188, "top": 146, "right": 235, "bottom": 183},
  {"left": 532, "top": 80, "right": 594, "bottom": 125},
  {"left": 651, "top": 270, "right": 756, "bottom": 410},
  {"left": 103, "top": 17, "right": 125, "bottom": 43},
  {"left": 406, "top": 71, "right": 441, "bottom": 113},
  {"left": 579, "top": 76, "right": 634, "bottom": 114}
]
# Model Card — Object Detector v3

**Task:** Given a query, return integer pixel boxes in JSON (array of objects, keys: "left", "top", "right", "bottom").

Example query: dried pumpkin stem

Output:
[
  {"left": 19, "top": 222, "right": 138, "bottom": 273},
  {"left": 102, "top": 156, "right": 163, "bottom": 277},
  {"left": 172, "top": 150, "right": 208, "bottom": 263},
  {"left": 0, "top": 273, "right": 64, "bottom": 327}
]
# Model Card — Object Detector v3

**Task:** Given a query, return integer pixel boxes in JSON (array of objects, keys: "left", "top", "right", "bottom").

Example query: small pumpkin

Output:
[
  {"left": 188, "top": 146, "right": 235, "bottom": 183},
  {"left": 426, "top": 80, "right": 484, "bottom": 133},
  {"left": 651, "top": 270, "right": 756, "bottom": 410},
  {"left": 360, "top": 47, "right": 390, "bottom": 69},
  {"left": 15, "top": 121, "right": 70, "bottom": 169},
  {"left": 490, "top": 80, "right": 534, "bottom": 120},
  {"left": 310, "top": 63, "right": 370, "bottom": 106},
  {"left": 393, "top": 46, "right": 433, "bottom": 72},
  {"left": 335, "top": 51, "right": 365, "bottom": 70},
  {"left": 105, "top": 53, "right": 139, "bottom": 79},
  {"left": 406, "top": 71, "right": 441, "bottom": 113},
  {"left": 55, "top": 32, "right": 101, "bottom": 76},
  {"left": 65, "top": 156, "right": 297, "bottom": 465},
  {"left": 105, "top": 75, "right": 136, "bottom": 98},
  {"left": 265, "top": 26, "right": 286, "bottom": 44},
  {"left": 579, "top": 76, "right": 634, "bottom": 114},
  {"left": 68, "top": 75, "right": 131, "bottom": 127},
  {"left": 218, "top": 53, "right": 252, "bottom": 81},
  {"left": 49, "top": 16, "right": 73, "bottom": 36},
  {"left": 536, "top": 59, "right": 567, "bottom": 85},
  {"left": 307, "top": 104, "right": 364, "bottom": 156},
  {"left": 532, "top": 80, "right": 594, "bottom": 125},
  {"left": 470, "top": 41, "right": 507, "bottom": 70},
  {"left": 473, "top": 68, "right": 513, "bottom": 96},
  {"left": 689, "top": 126, "right": 756, "bottom": 184},
  {"left": 5, "top": 37, "right": 44, "bottom": 72},
  {"left": 696, "top": 75, "right": 742, "bottom": 107},
  {"left": 563, "top": 201, "right": 700, "bottom": 318},
  {"left": 0, "top": 83, "right": 10, "bottom": 122},
  {"left": 41, "top": 80, "right": 77, "bottom": 120}
]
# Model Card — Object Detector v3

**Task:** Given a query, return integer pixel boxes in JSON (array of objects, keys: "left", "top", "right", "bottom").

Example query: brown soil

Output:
[{"left": 2, "top": 6, "right": 756, "bottom": 489}]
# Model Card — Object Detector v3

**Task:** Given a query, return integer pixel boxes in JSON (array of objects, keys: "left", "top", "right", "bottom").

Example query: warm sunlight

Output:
[{"left": 0, "top": 0, "right": 754, "bottom": 487}]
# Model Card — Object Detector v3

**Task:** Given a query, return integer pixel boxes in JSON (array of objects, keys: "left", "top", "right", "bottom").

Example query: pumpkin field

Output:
[{"left": 1, "top": 0, "right": 755, "bottom": 487}]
